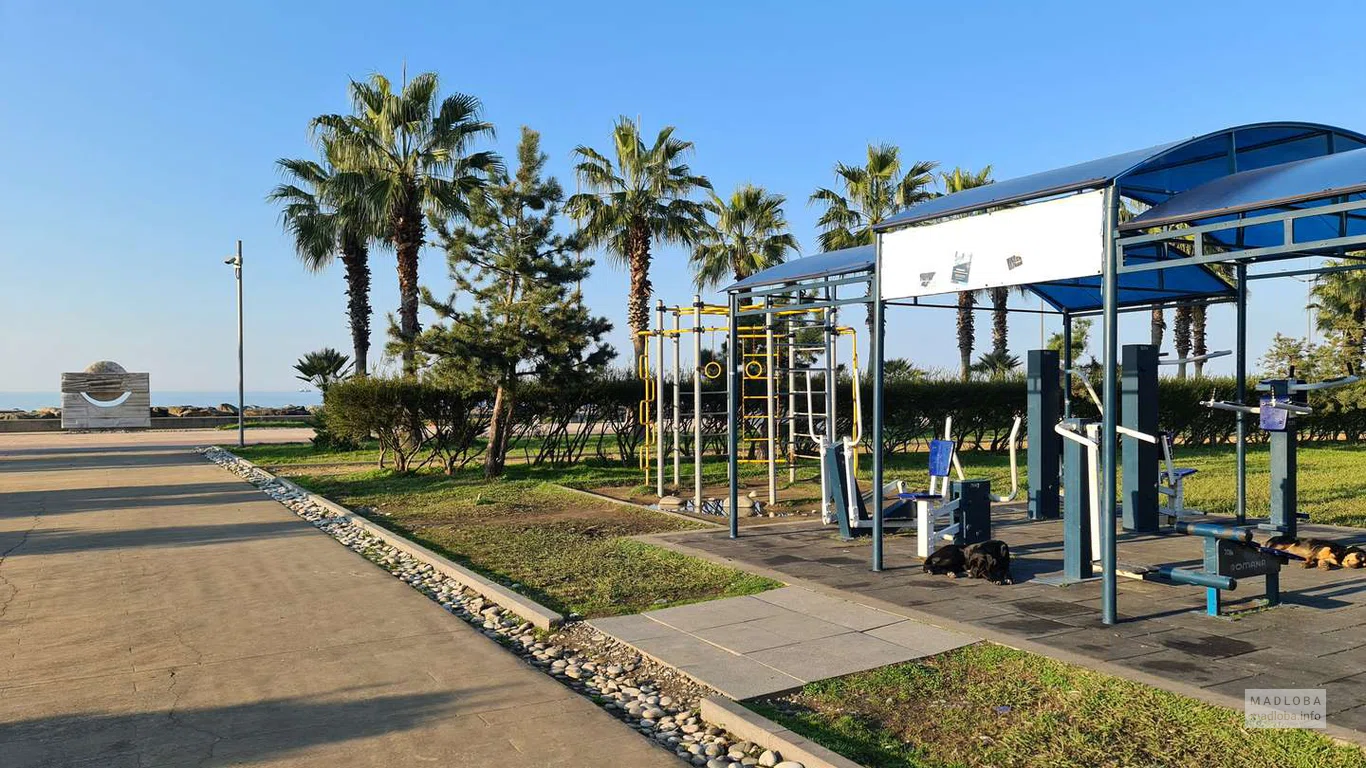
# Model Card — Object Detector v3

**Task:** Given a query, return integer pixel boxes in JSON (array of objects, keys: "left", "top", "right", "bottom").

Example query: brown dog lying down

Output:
[{"left": 1263, "top": 536, "right": 1366, "bottom": 570}]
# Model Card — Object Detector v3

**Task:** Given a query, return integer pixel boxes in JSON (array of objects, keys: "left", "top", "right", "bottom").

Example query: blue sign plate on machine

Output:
[{"left": 1260, "top": 397, "right": 1288, "bottom": 431}]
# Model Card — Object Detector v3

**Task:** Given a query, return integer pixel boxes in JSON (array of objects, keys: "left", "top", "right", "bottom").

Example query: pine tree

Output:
[{"left": 418, "top": 127, "right": 614, "bottom": 478}]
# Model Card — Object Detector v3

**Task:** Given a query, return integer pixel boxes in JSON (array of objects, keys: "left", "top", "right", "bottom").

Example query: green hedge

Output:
[{"left": 321, "top": 370, "right": 1366, "bottom": 473}]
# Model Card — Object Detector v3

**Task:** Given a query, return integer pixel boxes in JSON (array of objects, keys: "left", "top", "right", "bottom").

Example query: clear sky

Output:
[{"left": 2, "top": 0, "right": 1361, "bottom": 393}]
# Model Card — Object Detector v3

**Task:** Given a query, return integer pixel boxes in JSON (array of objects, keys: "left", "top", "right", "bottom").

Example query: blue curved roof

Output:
[
  {"left": 1125, "top": 147, "right": 1366, "bottom": 230},
  {"left": 875, "top": 122, "right": 1366, "bottom": 230},
  {"left": 725, "top": 244, "right": 873, "bottom": 291}
]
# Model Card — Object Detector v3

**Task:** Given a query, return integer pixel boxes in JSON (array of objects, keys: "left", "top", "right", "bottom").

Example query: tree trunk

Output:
[
  {"left": 484, "top": 385, "right": 508, "bottom": 479},
  {"left": 989, "top": 287, "right": 1009, "bottom": 357},
  {"left": 394, "top": 181, "right": 425, "bottom": 375},
  {"left": 1173, "top": 304, "right": 1193, "bottom": 379},
  {"left": 1192, "top": 303, "right": 1208, "bottom": 377},
  {"left": 1150, "top": 307, "right": 1165, "bottom": 349},
  {"left": 957, "top": 291, "right": 975, "bottom": 381},
  {"left": 339, "top": 232, "right": 371, "bottom": 377},
  {"left": 627, "top": 222, "right": 653, "bottom": 366}
]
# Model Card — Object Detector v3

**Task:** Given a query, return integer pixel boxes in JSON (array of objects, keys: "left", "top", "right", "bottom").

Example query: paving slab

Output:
[
  {"left": 590, "top": 585, "right": 983, "bottom": 699},
  {"left": 747, "top": 632, "right": 920, "bottom": 682},
  {"left": 0, "top": 431, "right": 675, "bottom": 768},
  {"left": 753, "top": 585, "right": 904, "bottom": 630}
]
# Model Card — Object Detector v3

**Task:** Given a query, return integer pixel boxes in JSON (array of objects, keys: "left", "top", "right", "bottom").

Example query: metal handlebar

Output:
[
  {"left": 1291, "top": 374, "right": 1360, "bottom": 392},
  {"left": 1159, "top": 350, "right": 1231, "bottom": 366},
  {"left": 990, "top": 415, "right": 1023, "bottom": 502}
]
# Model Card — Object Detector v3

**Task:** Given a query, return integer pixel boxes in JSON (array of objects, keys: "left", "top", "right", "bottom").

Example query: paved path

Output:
[
  {"left": 0, "top": 432, "right": 675, "bottom": 767},
  {"left": 592, "top": 587, "right": 976, "bottom": 699},
  {"left": 655, "top": 508, "right": 1366, "bottom": 743}
]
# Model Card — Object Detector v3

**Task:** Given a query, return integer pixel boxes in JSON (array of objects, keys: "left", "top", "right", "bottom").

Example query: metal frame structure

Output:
[
  {"left": 640, "top": 295, "right": 860, "bottom": 514},
  {"left": 726, "top": 121, "right": 1366, "bottom": 626}
]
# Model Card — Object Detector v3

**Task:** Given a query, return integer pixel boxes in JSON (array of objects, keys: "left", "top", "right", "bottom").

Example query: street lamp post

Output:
[{"left": 224, "top": 241, "right": 244, "bottom": 448}]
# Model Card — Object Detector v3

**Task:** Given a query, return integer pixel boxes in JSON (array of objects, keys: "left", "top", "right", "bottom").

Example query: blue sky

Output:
[{"left": 1, "top": 0, "right": 1361, "bottom": 393}]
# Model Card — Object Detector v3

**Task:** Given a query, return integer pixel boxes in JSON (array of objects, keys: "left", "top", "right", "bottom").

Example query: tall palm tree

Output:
[
  {"left": 1172, "top": 304, "right": 1193, "bottom": 378},
  {"left": 566, "top": 117, "right": 711, "bottom": 363},
  {"left": 1309, "top": 264, "right": 1366, "bottom": 369},
  {"left": 809, "top": 144, "right": 937, "bottom": 251},
  {"left": 1190, "top": 263, "right": 1235, "bottom": 377},
  {"left": 316, "top": 72, "right": 499, "bottom": 374},
  {"left": 269, "top": 143, "right": 376, "bottom": 376},
  {"left": 939, "top": 166, "right": 995, "bottom": 380},
  {"left": 690, "top": 185, "right": 798, "bottom": 290}
]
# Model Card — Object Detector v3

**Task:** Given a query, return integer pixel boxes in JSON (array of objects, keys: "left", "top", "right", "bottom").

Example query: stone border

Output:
[
  {"left": 700, "top": 698, "right": 864, "bottom": 768},
  {"left": 275, "top": 476, "right": 564, "bottom": 630}
]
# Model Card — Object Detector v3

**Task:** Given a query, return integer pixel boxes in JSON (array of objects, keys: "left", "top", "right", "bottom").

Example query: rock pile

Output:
[{"left": 196, "top": 446, "right": 807, "bottom": 768}]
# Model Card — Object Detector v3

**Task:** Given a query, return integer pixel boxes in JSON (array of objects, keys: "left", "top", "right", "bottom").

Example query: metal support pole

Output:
[
  {"left": 824, "top": 303, "right": 836, "bottom": 446},
  {"left": 871, "top": 234, "right": 885, "bottom": 572},
  {"left": 1235, "top": 264, "right": 1248, "bottom": 523},
  {"left": 672, "top": 308, "right": 681, "bottom": 489},
  {"left": 1100, "top": 187, "right": 1119, "bottom": 625},
  {"left": 787, "top": 316, "right": 796, "bottom": 484},
  {"left": 693, "top": 296, "right": 704, "bottom": 509},
  {"left": 656, "top": 301, "right": 666, "bottom": 498},
  {"left": 1061, "top": 311, "right": 1073, "bottom": 419},
  {"left": 233, "top": 240, "right": 244, "bottom": 449},
  {"left": 765, "top": 299, "right": 777, "bottom": 506},
  {"left": 727, "top": 293, "right": 740, "bottom": 539}
]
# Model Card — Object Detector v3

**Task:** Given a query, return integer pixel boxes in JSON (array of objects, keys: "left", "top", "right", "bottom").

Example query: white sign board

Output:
[{"left": 880, "top": 189, "right": 1105, "bottom": 300}]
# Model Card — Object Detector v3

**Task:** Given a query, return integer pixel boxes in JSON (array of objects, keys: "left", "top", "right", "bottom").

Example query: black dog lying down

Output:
[{"left": 923, "top": 540, "right": 1013, "bottom": 585}]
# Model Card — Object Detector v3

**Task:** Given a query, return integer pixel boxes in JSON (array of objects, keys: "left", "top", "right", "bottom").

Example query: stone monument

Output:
[{"left": 60, "top": 361, "right": 151, "bottom": 429}]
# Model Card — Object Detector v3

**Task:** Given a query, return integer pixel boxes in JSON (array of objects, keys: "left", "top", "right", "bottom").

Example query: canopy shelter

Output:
[{"left": 724, "top": 121, "right": 1366, "bottom": 626}]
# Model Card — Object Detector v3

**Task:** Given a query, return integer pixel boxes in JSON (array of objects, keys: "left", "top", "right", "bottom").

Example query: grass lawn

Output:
[
  {"left": 234, "top": 442, "right": 778, "bottom": 617},
  {"left": 751, "top": 643, "right": 1366, "bottom": 768}
]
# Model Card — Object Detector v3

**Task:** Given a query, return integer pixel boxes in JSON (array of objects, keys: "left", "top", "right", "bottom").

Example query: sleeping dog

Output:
[
  {"left": 923, "top": 540, "right": 1013, "bottom": 585},
  {"left": 1264, "top": 536, "right": 1366, "bottom": 570}
]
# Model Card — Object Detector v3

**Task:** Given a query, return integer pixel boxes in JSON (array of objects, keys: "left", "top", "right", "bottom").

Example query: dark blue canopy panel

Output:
[
  {"left": 876, "top": 122, "right": 1366, "bottom": 230},
  {"left": 1125, "top": 147, "right": 1366, "bottom": 230},
  {"left": 726, "top": 244, "right": 873, "bottom": 292},
  {"left": 1029, "top": 242, "right": 1235, "bottom": 313}
]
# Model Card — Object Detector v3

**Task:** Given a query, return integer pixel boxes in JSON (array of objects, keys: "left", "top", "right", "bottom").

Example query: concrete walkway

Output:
[
  {"left": 592, "top": 587, "right": 977, "bottom": 699},
  {"left": 0, "top": 431, "right": 675, "bottom": 767}
]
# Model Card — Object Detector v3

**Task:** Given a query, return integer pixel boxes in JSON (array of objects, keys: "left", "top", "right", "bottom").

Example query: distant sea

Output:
[{"left": 0, "top": 391, "right": 322, "bottom": 411}]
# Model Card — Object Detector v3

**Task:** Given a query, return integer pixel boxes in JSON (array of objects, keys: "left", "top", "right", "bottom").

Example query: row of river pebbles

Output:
[{"left": 197, "top": 447, "right": 808, "bottom": 768}]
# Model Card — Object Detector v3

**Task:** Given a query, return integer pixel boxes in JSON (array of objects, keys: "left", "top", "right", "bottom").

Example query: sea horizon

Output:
[{"left": 1, "top": 390, "right": 323, "bottom": 411}]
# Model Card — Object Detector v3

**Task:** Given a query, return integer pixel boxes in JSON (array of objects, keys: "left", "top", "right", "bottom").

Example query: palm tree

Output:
[
  {"left": 939, "top": 166, "right": 995, "bottom": 381},
  {"left": 316, "top": 72, "right": 499, "bottom": 374},
  {"left": 566, "top": 117, "right": 711, "bottom": 363},
  {"left": 1173, "top": 304, "right": 1193, "bottom": 378},
  {"left": 269, "top": 142, "right": 376, "bottom": 376},
  {"left": 1309, "top": 264, "right": 1366, "bottom": 368},
  {"left": 690, "top": 185, "right": 798, "bottom": 290},
  {"left": 971, "top": 350, "right": 1021, "bottom": 379},
  {"left": 294, "top": 348, "right": 352, "bottom": 392},
  {"left": 809, "top": 144, "right": 937, "bottom": 251},
  {"left": 1190, "top": 263, "right": 1234, "bottom": 377}
]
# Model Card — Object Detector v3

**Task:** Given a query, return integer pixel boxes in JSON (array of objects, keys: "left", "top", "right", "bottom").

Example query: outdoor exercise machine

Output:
[
  {"left": 637, "top": 296, "right": 860, "bottom": 511},
  {"left": 822, "top": 414, "right": 1021, "bottom": 557},
  {"left": 1204, "top": 367, "right": 1360, "bottom": 538}
]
